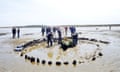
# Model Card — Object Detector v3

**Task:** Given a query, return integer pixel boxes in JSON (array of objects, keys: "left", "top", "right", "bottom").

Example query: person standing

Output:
[
  {"left": 65, "top": 26, "right": 68, "bottom": 35},
  {"left": 17, "top": 28, "right": 20, "bottom": 38},
  {"left": 57, "top": 28, "right": 62, "bottom": 44},
  {"left": 12, "top": 27, "right": 16, "bottom": 39},
  {"left": 72, "top": 32, "right": 78, "bottom": 47},
  {"left": 46, "top": 32, "right": 53, "bottom": 47},
  {"left": 53, "top": 27, "right": 57, "bottom": 42},
  {"left": 69, "top": 26, "right": 73, "bottom": 35},
  {"left": 69, "top": 26, "right": 76, "bottom": 35},
  {"left": 46, "top": 27, "right": 51, "bottom": 35},
  {"left": 72, "top": 26, "right": 76, "bottom": 33},
  {"left": 41, "top": 26, "right": 45, "bottom": 36},
  {"left": 53, "top": 27, "right": 56, "bottom": 33}
]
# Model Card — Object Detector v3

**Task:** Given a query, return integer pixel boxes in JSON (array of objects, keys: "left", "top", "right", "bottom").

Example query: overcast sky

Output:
[{"left": 0, "top": 0, "right": 120, "bottom": 27}]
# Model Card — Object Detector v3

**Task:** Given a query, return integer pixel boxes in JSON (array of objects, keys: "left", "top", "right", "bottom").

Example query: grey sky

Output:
[{"left": 0, "top": 0, "right": 120, "bottom": 26}]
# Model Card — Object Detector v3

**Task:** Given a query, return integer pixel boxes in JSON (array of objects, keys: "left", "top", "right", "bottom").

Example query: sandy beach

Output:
[{"left": 0, "top": 27, "right": 120, "bottom": 72}]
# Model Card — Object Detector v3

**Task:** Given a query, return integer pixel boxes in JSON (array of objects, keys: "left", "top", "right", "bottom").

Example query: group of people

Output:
[
  {"left": 41, "top": 26, "right": 78, "bottom": 48},
  {"left": 41, "top": 26, "right": 61, "bottom": 47},
  {"left": 12, "top": 27, "right": 20, "bottom": 39},
  {"left": 11, "top": 26, "right": 78, "bottom": 48}
]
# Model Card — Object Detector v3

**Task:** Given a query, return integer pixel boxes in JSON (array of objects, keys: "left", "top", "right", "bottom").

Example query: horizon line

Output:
[{"left": 0, "top": 24, "right": 120, "bottom": 28}]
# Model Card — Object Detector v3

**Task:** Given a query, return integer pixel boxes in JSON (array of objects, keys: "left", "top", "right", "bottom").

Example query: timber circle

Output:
[{"left": 14, "top": 37, "right": 109, "bottom": 66}]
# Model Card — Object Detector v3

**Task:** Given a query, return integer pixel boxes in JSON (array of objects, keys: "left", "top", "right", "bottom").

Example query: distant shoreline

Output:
[{"left": 0, "top": 24, "right": 120, "bottom": 28}]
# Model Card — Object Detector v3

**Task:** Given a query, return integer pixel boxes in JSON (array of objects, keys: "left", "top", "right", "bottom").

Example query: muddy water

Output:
[{"left": 0, "top": 30, "right": 120, "bottom": 72}]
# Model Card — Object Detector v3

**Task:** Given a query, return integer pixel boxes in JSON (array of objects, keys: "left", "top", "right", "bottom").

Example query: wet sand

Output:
[{"left": 0, "top": 30, "right": 120, "bottom": 72}]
